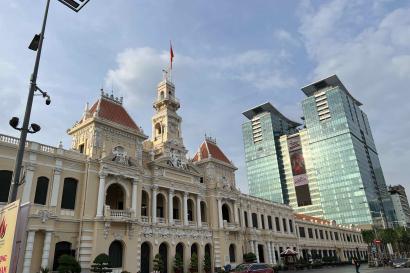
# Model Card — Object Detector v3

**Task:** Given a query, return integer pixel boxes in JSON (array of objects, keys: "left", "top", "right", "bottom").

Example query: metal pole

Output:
[{"left": 8, "top": 0, "right": 51, "bottom": 203}]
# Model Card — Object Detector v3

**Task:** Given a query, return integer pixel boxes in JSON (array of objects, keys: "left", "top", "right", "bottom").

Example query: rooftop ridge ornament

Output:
[
  {"left": 100, "top": 88, "right": 123, "bottom": 105},
  {"left": 205, "top": 134, "right": 217, "bottom": 144}
]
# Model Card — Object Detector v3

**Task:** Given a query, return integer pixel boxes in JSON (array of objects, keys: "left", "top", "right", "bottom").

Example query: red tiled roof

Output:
[
  {"left": 88, "top": 98, "right": 139, "bottom": 131},
  {"left": 192, "top": 139, "right": 231, "bottom": 165}
]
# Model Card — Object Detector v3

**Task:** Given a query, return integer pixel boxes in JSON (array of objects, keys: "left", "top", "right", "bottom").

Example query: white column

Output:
[
  {"left": 233, "top": 202, "right": 239, "bottom": 224},
  {"left": 21, "top": 165, "right": 35, "bottom": 203},
  {"left": 96, "top": 172, "right": 106, "bottom": 217},
  {"left": 256, "top": 214, "right": 261, "bottom": 229},
  {"left": 254, "top": 241, "right": 260, "bottom": 263},
  {"left": 169, "top": 189, "right": 174, "bottom": 225},
  {"left": 241, "top": 208, "right": 246, "bottom": 229},
  {"left": 279, "top": 216, "right": 284, "bottom": 233},
  {"left": 196, "top": 195, "right": 202, "bottom": 227},
  {"left": 131, "top": 178, "right": 138, "bottom": 216},
  {"left": 271, "top": 243, "right": 277, "bottom": 264},
  {"left": 267, "top": 242, "right": 273, "bottom": 264},
  {"left": 217, "top": 198, "right": 223, "bottom": 228},
  {"left": 183, "top": 192, "right": 189, "bottom": 226},
  {"left": 41, "top": 231, "right": 52, "bottom": 268},
  {"left": 264, "top": 214, "right": 269, "bottom": 230},
  {"left": 50, "top": 168, "right": 62, "bottom": 207},
  {"left": 22, "top": 230, "right": 36, "bottom": 273},
  {"left": 247, "top": 210, "right": 253, "bottom": 228},
  {"left": 152, "top": 185, "right": 158, "bottom": 224},
  {"left": 286, "top": 217, "right": 291, "bottom": 234},
  {"left": 250, "top": 240, "right": 255, "bottom": 254}
]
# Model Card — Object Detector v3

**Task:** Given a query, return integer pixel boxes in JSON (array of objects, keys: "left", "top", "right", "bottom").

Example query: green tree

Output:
[
  {"left": 190, "top": 253, "right": 198, "bottom": 273},
  {"left": 361, "top": 230, "right": 375, "bottom": 245},
  {"left": 243, "top": 252, "right": 257, "bottom": 263},
  {"left": 153, "top": 254, "right": 164, "bottom": 273},
  {"left": 57, "top": 255, "right": 81, "bottom": 273},
  {"left": 90, "top": 253, "right": 112, "bottom": 273},
  {"left": 203, "top": 253, "right": 212, "bottom": 273},
  {"left": 173, "top": 253, "right": 184, "bottom": 273}
]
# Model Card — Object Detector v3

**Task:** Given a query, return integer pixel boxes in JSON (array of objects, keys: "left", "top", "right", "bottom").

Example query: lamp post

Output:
[{"left": 7, "top": 0, "right": 91, "bottom": 203}]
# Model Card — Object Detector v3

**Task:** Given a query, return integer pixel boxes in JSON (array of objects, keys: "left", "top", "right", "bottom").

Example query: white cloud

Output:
[
  {"left": 299, "top": 1, "right": 410, "bottom": 186},
  {"left": 274, "top": 29, "right": 300, "bottom": 46}
]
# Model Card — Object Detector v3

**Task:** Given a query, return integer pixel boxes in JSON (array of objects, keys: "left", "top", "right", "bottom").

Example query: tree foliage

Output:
[
  {"left": 190, "top": 253, "right": 198, "bottom": 272},
  {"left": 90, "top": 253, "right": 112, "bottom": 273},
  {"left": 57, "top": 255, "right": 81, "bottom": 273},
  {"left": 174, "top": 253, "right": 184, "bottom": 272},
  {"left": 153, "top": 254, "right": 164, "bottom": 273},
  {"left": 203, "top": 253, "right": 212, "bottom": 273},
  {"left": 243, "top": 252, "right": 257, "bottom": 263}
]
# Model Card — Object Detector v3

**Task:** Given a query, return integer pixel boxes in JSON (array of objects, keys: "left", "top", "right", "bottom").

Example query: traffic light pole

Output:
[{"left": 8, "top": 0, "right": 51, "bottom": 203}]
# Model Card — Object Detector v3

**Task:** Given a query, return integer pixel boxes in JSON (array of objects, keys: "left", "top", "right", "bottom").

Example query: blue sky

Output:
[{"left": 1, "top": 0, "right": 410, "bottom": 194}]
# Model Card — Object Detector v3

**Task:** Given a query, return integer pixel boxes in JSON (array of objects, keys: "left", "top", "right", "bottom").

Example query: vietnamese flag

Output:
[{"left": 170, "top": 41, "right": 174, "bottom": 69}]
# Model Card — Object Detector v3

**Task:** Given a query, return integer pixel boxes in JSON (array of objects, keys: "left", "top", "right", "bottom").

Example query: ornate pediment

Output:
[
  {"left": 150, "top": 157, "right": 202, "bottom": 176},
  {"left": 101, "top": 152, "right": 136, "bottom": 167}
]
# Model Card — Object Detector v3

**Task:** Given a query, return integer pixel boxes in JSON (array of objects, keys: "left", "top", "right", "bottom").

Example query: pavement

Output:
[{"left": 284, "top": 265, "right": 410, "bottom": 273}]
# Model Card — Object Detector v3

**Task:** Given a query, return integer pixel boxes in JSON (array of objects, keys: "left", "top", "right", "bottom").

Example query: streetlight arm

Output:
[{"left": 8, "top": 0, "right": 51, "bottom": 203}]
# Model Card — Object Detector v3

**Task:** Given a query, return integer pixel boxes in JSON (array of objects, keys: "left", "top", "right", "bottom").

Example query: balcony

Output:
[
  {"left": 104, "top": 206, "right": 131, "bottom": 220},
  {"left": 174, "top": 219, "right": 183, "bottom": 226},
  {"left": 157, "top": 217, "right": 167, "bottom": 225},
  {"left": 188, "top": 221, "right": 197, "bottom": 227},
  {"left": 223, "top": 220, "right": 239, "bottom": 230},
  {"left": 141, "top": 216, "right": 150, "bottom": 223}
]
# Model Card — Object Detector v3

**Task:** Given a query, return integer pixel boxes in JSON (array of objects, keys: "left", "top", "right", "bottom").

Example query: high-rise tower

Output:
[
  {"left": 242, "top": 75, "right": 396, "bottom": 228},
  {"left": 299, "top": 75, "right": 395, "bottom": 227},
  {"left": 242, "top": 103, "right": 300, "bottom": 203}
]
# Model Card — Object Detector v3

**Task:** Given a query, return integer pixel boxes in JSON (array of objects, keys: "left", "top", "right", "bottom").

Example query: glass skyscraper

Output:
[
  {"left": 242, "top": 75, "right": 396, "bottom": 228},
  {"left": 242, "top": 103, "right": 300, "bottom": 203}
]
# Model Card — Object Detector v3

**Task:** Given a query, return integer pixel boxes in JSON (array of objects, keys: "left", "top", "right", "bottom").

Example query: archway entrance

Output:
[
  {"left": 52, "top": 241, "right": 72, "bottom": 270},
  {"left": 141, "top": 242, "right": 151, "bottom": 273},
  {"left": 109, "top": 240, "right": 123, "bottom": 269},
  {"left": 159, "top": 243, "right": 168, "bottom": 273},
  {"left": 257, "top": 244, "right": 265, "bottom": 263}
]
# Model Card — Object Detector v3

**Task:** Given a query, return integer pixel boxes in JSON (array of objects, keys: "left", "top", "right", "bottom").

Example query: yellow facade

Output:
[{"left": 0, "top": 76, "right": 366, "bottom": 273}]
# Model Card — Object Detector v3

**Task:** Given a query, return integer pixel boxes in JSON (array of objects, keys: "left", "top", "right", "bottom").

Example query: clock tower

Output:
[{"left": 150, "top": 73, "right": 187, "bottom": 161}]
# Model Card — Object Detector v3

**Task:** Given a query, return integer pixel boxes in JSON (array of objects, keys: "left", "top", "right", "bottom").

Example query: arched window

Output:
[
  {"left": 244, "top": 211, "right": 248, "bottom": 227},
  {"left": 0, "top": 170, "right": 12, "bottom": 202},
  {"left": 187, "top": 199, "right": 194, "bottom": 221},
  {"left": 173, "top": 196, "right": 181, "bottom": 220},
  {"left": 155, "top": 123, "right": 162, "bottom": 135},
  {"left": 200, "top": 201, "right": 207, "bottom": 222},
  {"left": 105, "top": 183, "right": 125, "bottom": 210},
  {"left": 229, "top": 244, "right": 236, "bottom": 262},
  {"left": 141, "top": 190, "right": 149, "bottom": 217},
  {"left": 141, "top": 242, "right": 151, "bottom": 273},
  {"left": 109, "top": 240, "right": 123, "bottom": 268},
  {"left": 160, "top": 91, "right": 164, "bottom": 100},
  {"left": 157, "top": 193, "right": 166, "bottom": 218},
  {"left": 222, "top": 204, "right": 230, "bottom": 222},
  {"left": 252, "top": 213, "right": 258, "bottom": 228},
  {"left": 52, "top": 241, "right": 72, "bottom": 270},
  {"left": 34, "top": 176, "right": 49, "bottom": 205},
  {"left": 61, "top": 178, "right": 78, "bottom": 210}
]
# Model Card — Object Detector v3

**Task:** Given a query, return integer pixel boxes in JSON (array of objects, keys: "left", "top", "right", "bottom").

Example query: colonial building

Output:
[{"left": 0, "top": 74, "right": 366, "bottom": 273}]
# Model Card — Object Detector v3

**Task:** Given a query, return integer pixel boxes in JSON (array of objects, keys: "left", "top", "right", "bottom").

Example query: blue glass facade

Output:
[
  {"left": 300, "top": 76, "right": 396, "bottom": 227},
  {"left": 242, "top": 75, "right": 396, "bottom": 227},
  {"left": 242, "top": 103, "right": 299, "bottom": 203}
]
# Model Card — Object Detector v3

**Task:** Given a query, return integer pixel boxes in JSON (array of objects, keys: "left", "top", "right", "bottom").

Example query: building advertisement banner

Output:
[
  {"left": 288, "top": 136, "right": 312, "bottom": 206},
  {"left": 0, "top": 200, "right": 20, "bottom": 273}
]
